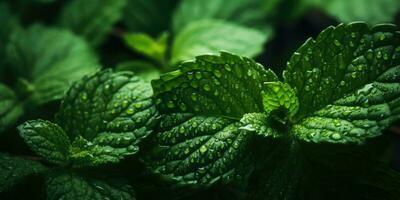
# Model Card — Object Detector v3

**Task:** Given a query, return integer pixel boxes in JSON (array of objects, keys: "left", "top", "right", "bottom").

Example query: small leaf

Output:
[
  {"left": 0, "top": 153, "right": 47, "bottom": 193},
  {"left": 171, "top": 20, "right": 272, "bottom": 64},
  {"left": 0, "top": 84, "right": 23, "bottom": 134},
  {"left": 46, "top": 172, "right": 136, "bottom": 200},
  {"left": 172, "top": 0, "right": 268, "bottom": 32},
  {"left": 261, "top": 82, "right": 299, "bottom": 117},
  {"left": 57, "top": 69, "right": 159, "bottom": 166},
  {"left": 59, "top": 0, "right": 127, "bottom": 46},
  {"left": 18, "top": 120, "right": 71, "bottom": 165},
  {"left": 6, "top": 24, "right": 100, "bottom": 105},
  {"left": 285, "top": 22, "right": 400, "bottom": 143},
  {"left": 123, "top": 32, "right": 168, "bottom": 63},
  {"left": 150, "top": 52, "right": 278, "bottom": 186}
]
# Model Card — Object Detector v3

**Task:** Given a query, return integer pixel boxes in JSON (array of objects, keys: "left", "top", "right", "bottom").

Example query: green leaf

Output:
[
  {"left": 59, "top": 0, "right": 127, "bottom": 46},
  {"left": 317, "top": 0, "right": 400, "bottom": 24},
  {"left": 172, "top": 0, "right": 268, "bottom": 32},
  {"left": 0, "top": 153, "right": 47, "bottom": 193},
  {"left": 261, "top": 82, "right": 299, "bottom": 117},
  {"left": 239, "top": 113, "right": 279, "bottom": 138},
  {"left": 123, "top": 32, "right": 168, "bottom": 64},
  {"left": 56, "top": 69, "right": 159, "bottom": 166},
  {"left": 0, "top": 2, "right": 19, "bottom": 69},
  {"left": 123, "top": 0, "right": 177, "bottom": 36},
  {"left": 171, "top": 20, "right": 272, "bottom": 64},
  {"left": 116, "top": 60, "right": 161, "bottom": 82},
  {"left": 47, "top": 172, "right": 135, "bottom": 200},
  {"left": 0, "top": 84, "right": 23, "bottom": 134},
  {"left": 18, "top": 120, "right": 71, "bottom": 165},
  {"left": 284, "top": 22, "right": 400, "bottom": 143},
  {"left": 6, "top": 24, "right": 100, "bottom": 105},
  {"left": 150, "top": 52, "right": 278, "bottom": 186}
]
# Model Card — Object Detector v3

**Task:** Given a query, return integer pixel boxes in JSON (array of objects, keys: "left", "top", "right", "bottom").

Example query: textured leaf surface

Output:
[
  {"left": 47, "top": 172, "right": 135, "bottom": 200},
  {"left": 285, "top": 22, "right": 400, "bottom": 143},
  {"left": 59, "top": 0, "right": 127, "bottom": 46},
  {"left": 0, "top": 2, "right": 18, "bottom": 69},
  {"left": 261, "top": 82, "right": 299, "bottom": 117},
  {"left": 57, "top": 69, "right": 158, "bottom": 166},
  {"left": 171, "top": 20, "right": 271, "bottom": 64},
  {"left": 239, "top": 113, "right": 279, "bottom": 138},
  {"left": 151, "top": 52, "right": 278, "bottom": 186},
  {"left": 172, "top": 0, "right": 267, "bottom": 32},
  {"left": 6, "top": 24, "right": 100, "bottom": 105},
  {"left": 123, "top": 0, "right": 177, "bottom": 36},
  {"left": 18, "top": 120, "right": 71, "bottom": 165},
  {"left": 0, "top": 84, "right": 23, "bottom": 134},
  {"left": 0, "top": 153, "right": 47, "bottom": 193}
]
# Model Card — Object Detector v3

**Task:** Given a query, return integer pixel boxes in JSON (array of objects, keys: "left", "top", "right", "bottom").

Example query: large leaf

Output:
[
  {"left": 150, "top": 52, "right": 278, "bottom": 186},
  {"left": 318, "top": 0, "right": 400, "bottom": 24},
  {"left": 171, "top": 20, "right": 272, "bottom": 64},
  {"left": 59, "top": 0, "right": 127, "bottom": 46},
  {"left": 284, "top": 22, "right": 400, "bottom": 143},
  {"left": 56, "top": 69, "right": 159, "bottom": 167},
  {"left": 123, "top": 0, "right": 177, "bottom": 36},
  {"left": 0, "top": 84, "right": 23, "bottom": 134},
  {"left": 6, "top": 24, "right": 100, "bottom": 105},
  {"left": 0, "top": 153, "right": 47, "bottom": 193},
  {"left": 47, "top": 172, "right": 135, "bottom": 200},
  {"left": 172, "top": 0, "right": 267, "bottom": 32},
  {"left": 18, "top": 120, "right": 71, "bottom": 165}
]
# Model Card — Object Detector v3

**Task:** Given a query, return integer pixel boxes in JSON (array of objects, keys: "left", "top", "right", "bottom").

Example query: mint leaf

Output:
[
  {"left": 172, "top": 0, "right": 267, "bottom": 32},
  {"left": 171, "top": 20, "right": 272, "bottom": 64},
  {"left": 6, "top": 24, "right": 100, "bottom": 105},
  {"left": 0, "top": 84, "right": 23, "bottom": 134},
  {"left": 123, "top": 0, "right": 177, "bottom": 36},
  {"left": 0, "top": 153, "right": 47, "bottom": 193},
  {"left": 261, "top": 82, "right": 299, "bottom": 117},
  {"left": 18, "top": 120, "right": 71, "bottom": 165},
  {"left": 151, "top": 52, "right": 278, "bottom": 185},
  {"left": 239, "top": 113, "right": 279, "bottom": 138},
  {"left": 319, "top": 0, "right": 400, "bottom": 24},
  {"left": 59, "top": 0, "right": 127, "bottom": 46},
  {"left": 56, "top": 69, "right": 158, "bottom": 166},
  {"left": 284, "top": 22, "right": 400, "bottom": 143},
  {"left": 123, "top": 32, "right": 168, "bottom": 64},
  {"left": 47, "top": 172, "right": 135, "bottom": 200}
]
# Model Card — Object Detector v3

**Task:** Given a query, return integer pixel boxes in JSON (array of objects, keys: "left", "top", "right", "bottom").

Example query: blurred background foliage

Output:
[{"left": 0, "top": 0, "right": 400, "bottom": 199}]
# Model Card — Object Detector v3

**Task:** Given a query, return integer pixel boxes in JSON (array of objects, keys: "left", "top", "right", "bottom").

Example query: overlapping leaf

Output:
[
  {"left": 285, "top": 22, "right": 400, "bottom": 143},
  {"left": 151, "top": 52, "right": 278, "bottom": 186}
]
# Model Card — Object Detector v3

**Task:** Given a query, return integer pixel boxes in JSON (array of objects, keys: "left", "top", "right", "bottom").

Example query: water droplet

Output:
[
  {"left": 167, "top": 101, "right": 175, "bottom": 108},
  {"left": 213, "top": 70, "right": 222, "bottom": 78},
  {"left": 187, "top": 72, "right": 194, "bottom": 80},
  {"left": 366, "top": 49, "right": 374, "bottom": 59},
  {"left": 134, "top": 102, "right": 142, "bottom": 108},
  {"left": 81, "top": 92, "right": 88, "bottom": 101},
  {"left": 126, "top": 108, "right": 134, "bottom": 115},
  {"left": 192, "top": 122, "right": 198, "bottom": 128},
  {"left": 203, "top": 84, "right": 211, "bottom": 91},
  {"left": 179, "top": 103, "right": 187, "bottom": 111},
  {"left": 383, "top": 53, "right": 389, "bottom": 60},
  {"left": 351, "top": 32, "right": 356, "bottom": 38},
  {"left": 379, "top": 33, "right": 385, "bottom": 41},
  {"left": 340, "top": 80, "right": 346, "bottom": 86},
  {"left": 334, "top": 39, "right": 341, "bottom": 47},
  {"left": 179, "top": 126, "right": 185, "bottom": 133},
  {"left": 376, "top": 51, "right": 382, "bottom": 59},
  {"left": 195, "top": 72, "right": 202, "bottom": 79},
  {"left": 191, "top": 93, "right": 198, "bottom": 101},
  {"left": 304, "top": 85, "right": 310, "bottom": 91},
  {"left": 199, "top": 146, "right": 207, "bottom": 154},
  {"left": 224, "top": 64, "right": 232, "bottom": 71},
  {"left": 331, "top": 133, "right": 342, "bottom": 140}
]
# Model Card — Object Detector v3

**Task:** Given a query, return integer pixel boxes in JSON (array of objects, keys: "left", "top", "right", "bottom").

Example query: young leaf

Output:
[
  {"left": 46, "top": 172, "right": 135, "bottom": 200},
  {"left": 261, "top": 82, "right": 299, "bottom": 117},
  {"left": 171, "top": 20, "right": 272, "bottom": 64},
  {"left": 172, "top": 0, "right": 268, "bottom": 32},
  {"left": 56, "top": 69, "right": 159, "bottom": 166},
  {"left": 123, "top": 32, "right": 168, "bottom": 64},
  {"left": 0, "top": 84, "right": 23, "bottom": 134},
  {"left": 6, "top": 24, "right": 100, "bottom": 105},
  {"left": 150, "top": 52, "right": 278, "bottom": 186},
  {"left": 284, "top": 22, "right": 400, "bottom": 143},
  {"left": 0, "top": 153, "right": 47, "bottom": 193},
  {"left": 59, "top": 0, "right": 127, "bottom": 46},
  {"left": 18, "top": 120, "right": 71, "bottom": 165}
]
